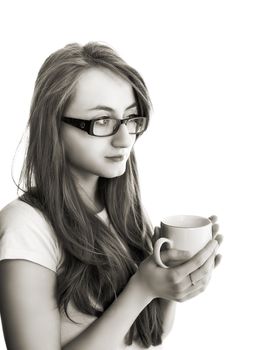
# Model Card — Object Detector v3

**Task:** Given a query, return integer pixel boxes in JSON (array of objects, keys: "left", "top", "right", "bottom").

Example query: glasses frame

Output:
[{"left": 61, "top": 115, "right": 149, "bottom": 137}]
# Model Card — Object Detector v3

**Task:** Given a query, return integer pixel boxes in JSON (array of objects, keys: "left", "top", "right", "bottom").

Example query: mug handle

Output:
[{"left": 153, "top": 237, "right": 173, "bottom": 269}]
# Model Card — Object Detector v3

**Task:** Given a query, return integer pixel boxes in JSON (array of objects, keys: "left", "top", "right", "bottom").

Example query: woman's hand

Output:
[
  {"left": 208, "top": 215, "right": 223, "bottom": 266},
  {"left": 133, "top": 215, "right": 223, "bottom": 302}
]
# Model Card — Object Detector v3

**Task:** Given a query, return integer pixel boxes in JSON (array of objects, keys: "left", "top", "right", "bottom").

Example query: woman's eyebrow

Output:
[{"left": 87, "top": 102, "right": 137, "bottom": 112}]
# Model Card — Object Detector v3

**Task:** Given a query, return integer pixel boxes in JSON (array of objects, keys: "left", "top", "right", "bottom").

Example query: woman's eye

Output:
[
  {"left": 128, "top": 114, "right": 138, "bottom": 118},
  {"left": 95, "top": 118, "right": 110, "bottom": 126}
]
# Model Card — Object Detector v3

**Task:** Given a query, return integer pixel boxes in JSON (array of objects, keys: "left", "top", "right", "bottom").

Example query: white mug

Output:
[{"left": 153, "top": 215, "right": 212, "bottom": 268}]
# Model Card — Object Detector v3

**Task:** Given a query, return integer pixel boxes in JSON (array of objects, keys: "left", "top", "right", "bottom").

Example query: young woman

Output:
[{"left": 0, "top": 42, "right": 222, "bottom": 350}]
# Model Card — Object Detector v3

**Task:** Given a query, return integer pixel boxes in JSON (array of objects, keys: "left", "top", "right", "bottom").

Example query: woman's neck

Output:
[{"left": 71, "top": 170, "right": 103, "bottom": 213}]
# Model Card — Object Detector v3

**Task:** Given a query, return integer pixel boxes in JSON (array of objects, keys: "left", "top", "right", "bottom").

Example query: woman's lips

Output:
[{"left": 105, "top": 155, "right": 125, "bottom": 162}]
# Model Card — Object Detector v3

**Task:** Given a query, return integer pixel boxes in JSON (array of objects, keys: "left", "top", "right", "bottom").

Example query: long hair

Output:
[{"left": 18, "top": 42, "right": 164, "bottom": 347}]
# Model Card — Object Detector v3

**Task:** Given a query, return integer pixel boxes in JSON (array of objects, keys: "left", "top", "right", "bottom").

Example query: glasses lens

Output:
[
  {"left": 93, "top": 118, "right": 118, "bottom": 136},
  {"left": 127, "top": 117, "right": 147, "bottom": 134},
  {"left": 92, "top": 117, "right": 148, "bottom": 136}
]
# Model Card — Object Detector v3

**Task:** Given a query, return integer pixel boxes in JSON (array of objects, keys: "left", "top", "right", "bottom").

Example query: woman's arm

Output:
[
  {"left": 0, "top": 259, "right": 153, "bottom": 350},
  {"left": 73, "top": 236, "right": 221, "bottom": 349},
  {"left": 159, "top": 300, "right": 176, "bottom": 339},
  {"left": 63, "top": 274, "right": 152, "bottom": 350},
  {"left": 0, "top": 260, "right": 61, "bottom": 350},
  {"left": 0, "top": 237, "right": 220, "bottom": 350}
]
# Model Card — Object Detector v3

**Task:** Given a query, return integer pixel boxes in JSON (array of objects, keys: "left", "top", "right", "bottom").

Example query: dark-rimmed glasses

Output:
[{"left": 61, "top": 114, "right": 148, "bottom": 137}]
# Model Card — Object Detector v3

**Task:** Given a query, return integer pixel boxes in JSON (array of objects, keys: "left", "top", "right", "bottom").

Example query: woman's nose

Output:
[{"left": 111, "top": 123, "right": 135, "bottom": 148}]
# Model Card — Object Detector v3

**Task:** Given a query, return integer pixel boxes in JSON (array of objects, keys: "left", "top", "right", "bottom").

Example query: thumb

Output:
[{"left": 160, "top": 249, "right": 191, "bottom": 265}]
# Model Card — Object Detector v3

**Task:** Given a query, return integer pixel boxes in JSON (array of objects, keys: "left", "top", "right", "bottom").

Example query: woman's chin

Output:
[{"left": 102, "top": 166, "right": 126, "bottom": 178}]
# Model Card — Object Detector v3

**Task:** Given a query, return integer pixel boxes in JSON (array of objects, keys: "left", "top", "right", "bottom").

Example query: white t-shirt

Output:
[{"left": 0, "top": 199, "right": 164, "bottom": 349}]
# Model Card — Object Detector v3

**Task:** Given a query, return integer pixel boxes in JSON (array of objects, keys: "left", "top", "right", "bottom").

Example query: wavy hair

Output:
[{"left": 18, "top": 42, "right": 164, "bottom": 347}]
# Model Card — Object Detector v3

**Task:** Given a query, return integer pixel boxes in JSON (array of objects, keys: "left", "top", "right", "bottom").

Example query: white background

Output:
[{"left": 0, "top": 0, "right": 252, "bottom": 349}]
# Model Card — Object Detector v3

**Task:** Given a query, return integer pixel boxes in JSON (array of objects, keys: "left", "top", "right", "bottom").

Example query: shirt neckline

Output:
[{"left": 96, "top": 207, "right": 106, "bottom": 216}]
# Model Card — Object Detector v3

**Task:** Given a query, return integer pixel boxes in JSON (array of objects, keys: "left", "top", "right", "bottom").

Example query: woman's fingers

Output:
[
  {"left": 174, "top": 239, "right": 218, "bottom": 280},
  {"left": 173, "top": 274, "right": 211, "bottom": 302},
  {"left": 151, "top": 226, "right": 160, "bottom": 246},
  {"left": 212, "top": 223, "right": 219, "bottom": 238},
  {"left": 177, "top": 281, "right": 207, "bottom": 302},
  {"left": 214, "top": 254, "right": 222, "bottom": 267},
  {"left": 190, "top": 248, "right": 216, "bottom": 283},
  {"left": 209, "top": 215, "right": 219, "bottom": 239},
  {"left": 209, "top": 215, "right": 218, "bottom": 224},
  {"left": 151, "top": 226, "right": 161, "bottom": 246},
  {"left": 214, "top": 233, "right": 223, "bottom": 245}
]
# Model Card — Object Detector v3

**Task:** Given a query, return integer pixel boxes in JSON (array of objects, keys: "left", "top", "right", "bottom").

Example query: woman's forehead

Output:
[{"left": 70, "top": 67, "right": 136, "bottom": 113}]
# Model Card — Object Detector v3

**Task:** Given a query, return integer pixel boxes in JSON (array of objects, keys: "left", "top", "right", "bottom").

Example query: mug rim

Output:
[{"left": 161, "top": 215, "right": 211, "bottom": 228}]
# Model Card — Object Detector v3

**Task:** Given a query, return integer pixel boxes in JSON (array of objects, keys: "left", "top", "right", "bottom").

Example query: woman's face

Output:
[{"left": 62, "top": 67, "right": 137, "bottom": 180}]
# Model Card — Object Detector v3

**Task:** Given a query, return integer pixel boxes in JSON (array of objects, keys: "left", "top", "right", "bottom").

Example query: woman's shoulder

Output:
[
  {"left": 0, "top": 197, "right": 59, "bottom": 250},
  {"left": 1, "top": 196, "right": 37, "bottom": 214},
  {"left": 0, "top": 197, "right": 62, "bottom": 272},
  {"left": 0, "top": 197, "right": 49, "bottom": 229}
]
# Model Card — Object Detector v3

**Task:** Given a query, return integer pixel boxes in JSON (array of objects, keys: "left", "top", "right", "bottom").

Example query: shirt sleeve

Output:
[{"left": 0, "top": 199, "right": 62, "bottom": 272}]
